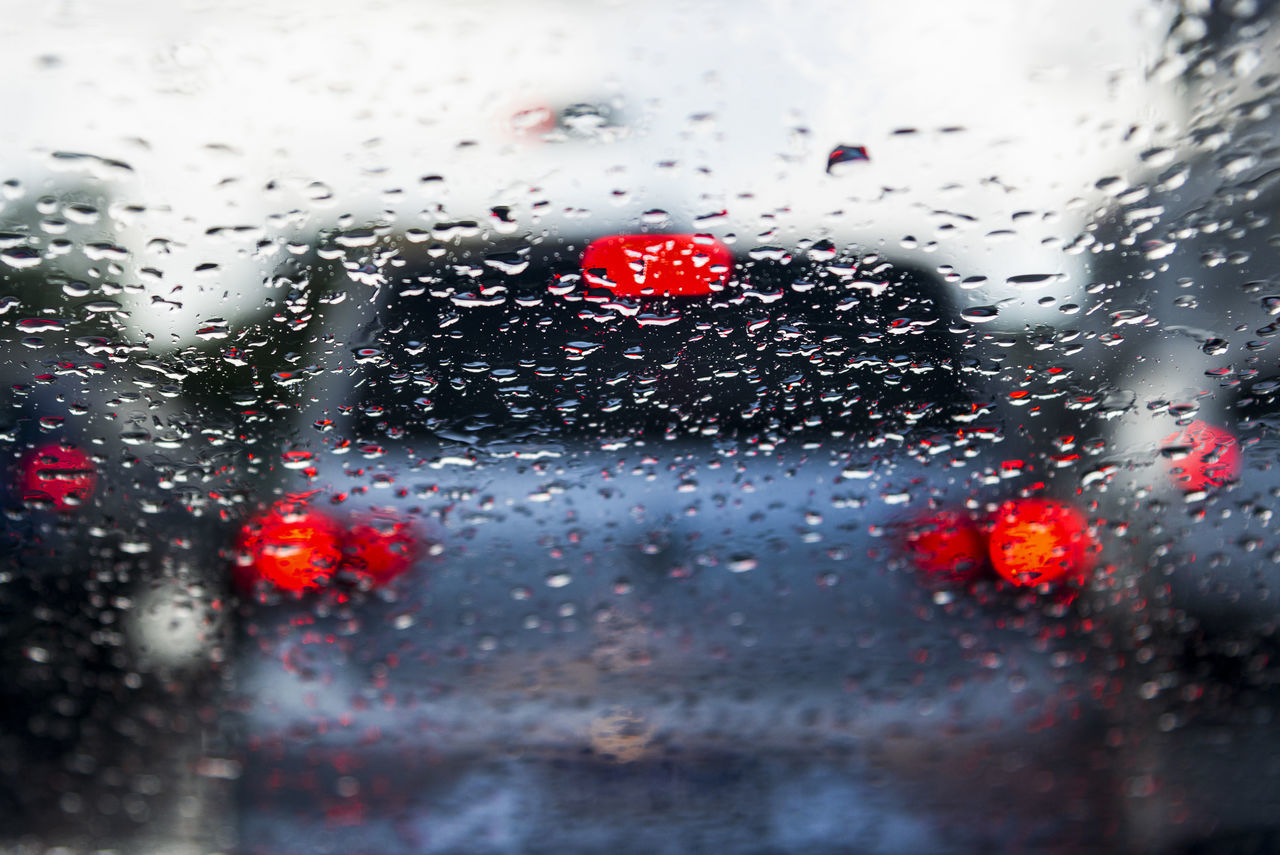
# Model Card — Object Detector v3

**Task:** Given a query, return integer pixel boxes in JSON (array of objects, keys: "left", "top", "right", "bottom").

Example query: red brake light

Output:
[
  {"left": 235, "top": 504, "right": 424, "bottom": 594},
  {"left": 343, "top": 513, "right": 421, "bottom": 585},
  {"left": 988, "top": 499, "right": 1097, "bottom": 587},
  {"left": 21, "top": 443, "right": 96, "bottom": 511},
  {"left": 905, "top": 511, "right": 988, "bottom": 582},
  {"left": 1160, "top": 420, "right": 1241, "bottom": 492},
  {"left": 235, "top": 501, "right": 343, "bottom": 593},
  {"left": 581, "top": 234, "right": 732, "bottom": 297}
]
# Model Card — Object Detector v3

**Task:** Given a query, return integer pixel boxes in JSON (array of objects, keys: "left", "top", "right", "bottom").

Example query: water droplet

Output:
[
  {"left": 1202, "top": 338, "right": 1229, "bottom": 356},
  {"left": 961, "top": 306, "right": 999, "bottom": 323},
  {"left": 1005, "top": 273, "right": 1061, "bottom": 288},
  {"left": 826, "top": 143, "right": 869, "bottom": 174},
  {"left": 0, "top": 247, "right": 41, "bottom": 269}
]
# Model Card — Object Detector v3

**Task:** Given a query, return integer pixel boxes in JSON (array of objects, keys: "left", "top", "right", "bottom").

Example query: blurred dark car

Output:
[
  {"left": 0, "top": 183, "right": 236, "bottom": 849},
  {"left": 218, "top": 231, "right": 1136, "bottom": 854}
]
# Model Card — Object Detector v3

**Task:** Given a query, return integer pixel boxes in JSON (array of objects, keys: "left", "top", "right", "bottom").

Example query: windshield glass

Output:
[{"left": 3, "top": 2, "right": 1280, "bottom": 853}]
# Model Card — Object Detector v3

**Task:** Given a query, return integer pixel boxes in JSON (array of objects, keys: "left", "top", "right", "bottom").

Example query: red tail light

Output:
[
  {"left": 988, "top": 499, "right": 1097, "bottom": 587},
  {"left": 236, "top": 504, "right": 424, "bottom": 594},
  {"left": 342, "top": 513, "right": 421, "bottom": 585},
  {"left": 905, "top": 511, "right": 988, "bottom": 582},
  {"left": 235, "top": 501, "right": 343, "bottom": 593},
  {"left": 21, "top": 443, "right": 96, "bottom": 511},
  {"left": 581, "top": 234, "right": 732, "bottom": 297},
  {"left": 1160, "top": 419, "right": 1241, "bottom": 492}
]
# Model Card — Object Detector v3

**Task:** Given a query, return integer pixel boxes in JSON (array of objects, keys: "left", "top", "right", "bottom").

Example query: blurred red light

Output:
[
  {"left": 905, "top": 511, "right": 988, "bottom": 582},
  {"left": 1160, "top": 420, "right": 1241, "bottom": 492},
  {"left": 581, "top": 234, "right": 732, "bottom": 297},
  {"left": 342, "top": 513, "right": 421, "bottom": 585},
  {"left": 510, "top": 104, "right": 556, "bottom": 138},
  {"left": 235, "top": 501, "right": 343, "bottom": 593},
  {"left": 988, "top": 499, "right": 1097, "bottom": 587},
  {"left": 235, "top": 505, "right": 424, "bottom": 594},
  {"left": 20, "top": 443, "right": 96, "bottom": 511}
]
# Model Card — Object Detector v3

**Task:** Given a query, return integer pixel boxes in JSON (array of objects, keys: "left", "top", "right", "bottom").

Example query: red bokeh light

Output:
[
  {"left": 1160, "top": 419, "right": 1241, "bottom": 492},
  {"left": 988, "top": 499, "right": 1097, "bottom": 587},
  {"left": 905, "top": 511, "right": 988, "bottom": 582},
  {"left": 20, "top": 443, "right": 97, "bottom": 511},
  {"left": 581, "top": 234, "right": 732, "bottom": 297},
  {"left": 235, "top": 501, "right": 343, "bottom": 593},
  {"left": 236, "top": 504, "right": 425, "bottom": 594},
  {"left": 342, "top": 513, "right": 421, "bottom": 585}
]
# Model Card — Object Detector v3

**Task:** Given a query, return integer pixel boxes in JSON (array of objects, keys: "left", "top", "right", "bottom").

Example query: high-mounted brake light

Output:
[
  {"left": 21, "top": 443, "right": 96, "bottom": 511},
  {"left": 988, "top": 499, "right": 1097, "bottom": 587},
  {"left": 581, "top": 234, "right": 732, "bottom": 297}
]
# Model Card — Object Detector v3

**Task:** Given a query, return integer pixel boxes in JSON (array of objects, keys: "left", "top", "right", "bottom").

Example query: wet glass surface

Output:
[{"left": 2, "top": 1, "right": 1280, "bottom": 853}]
